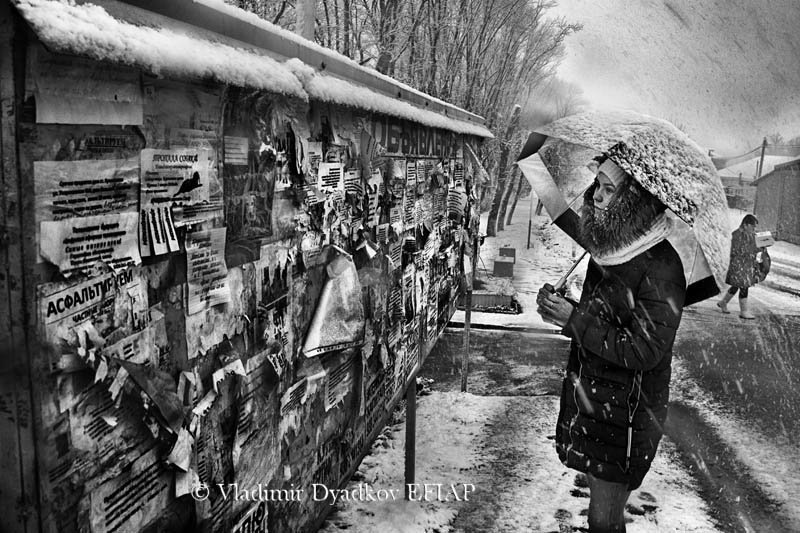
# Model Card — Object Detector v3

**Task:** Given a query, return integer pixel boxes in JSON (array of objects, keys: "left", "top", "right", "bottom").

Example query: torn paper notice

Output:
[
  {"left": 167, "top": 427, "right": 194, "bottom": 471},
  {"left": 406, "top": 160, "right": 417, "bottom": 189},
  {"left": 302, "top": 250, "right": 365, "bottom": 357},
  {"left": 232, "top": 502, "right": 268, "bottom": 533},
  {"left": 344, "top": 169, "right": 362, "bottom": 195},
  {"left": 211, "top": 358, "right": 247, "bottom": 393},
  {"left": 222, "top": 157, "right": 297, "bottom": 267},
  {"left": 306, "top": 142, "right": 323, "bottom": 182},
  {"left": 102, "top": 327, "right": 157, "bottom": 366},
  {"left": 140, "top": 148, "right": 215, "bottom": 256},
  {"left": 33, "top": 53, "right": 143, "bottom": 125},
  {"left": 141, "top": 148, "right": 211, "bottom": 207},
  {"left": 108, "top": 366, "right": 128, "bottom": 401},
  {"left": 87, "top": 449, "right": 172, "bottom": 533},
  {"left": 37, "top": 93, "right": 143, "bottom": 126},
  {"left": 94, "top": 357, "right": 109, "bottom": 383},
  {"left": 185, "top": 228, "right": 231, "bottom": 315},
  {"left": 40, "top": 269, "right": 148, "bottom": 360},
  {"left": 366, "top": 169, "right": 384, "bottom": 226},
  {"left": 177, "top": 371, "right": 197, "bottom": 407},
  {"left": 223, "top": 136, "right": 249, "bottom": 165},
  {"left": 40, "top": 212, "right": 141, "bottom": 277},
  {"left": 318, "top": 162, "right": 344, "bottom": 192},
  {"left": 34, "top": 158, "right": 139, "bottom": 222},
  {"left": 231, "top": 351, "right": 283, "bottom": 476},
  {"left": 118, "top": 359, "right": 186, "bottom": 434},
  {"left": 324, "top": 357, "right": 353, "bottom": 412},
  {"left": 279, "top": 378, "right": 308, "bottom": 436},
  {"left": 192, "top": 389, "right": 218, "bottom": 418},
  {"left": 175, "top": 468, "right": 201, "bottom": 498},
  {"left": 447, "top": 188, "right": 468, "bottom": 221},
  {"left": 258, "top": 308, "right": 289, "bottom": 376}
]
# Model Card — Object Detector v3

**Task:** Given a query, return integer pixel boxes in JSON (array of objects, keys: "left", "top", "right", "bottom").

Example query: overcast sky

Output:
[{"left": 546, "top": 0, "right": 800, "bottom": 155}]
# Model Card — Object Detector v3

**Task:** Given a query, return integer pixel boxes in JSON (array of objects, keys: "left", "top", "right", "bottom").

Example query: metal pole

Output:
[
  {"left": 527, "top": 193, "right": 533, "bottom": 249},
  {"left": 461, "top": 236, "right": 479, "bottom": 392},
  {"left": 403, "top": 379, "right": 416, "bottom": 499},
  {"left": 756, "top": 137, "right": 767, "bottom": 179},
  {"left": 461, "top": 280, "right": 471, "bottom": 392}
]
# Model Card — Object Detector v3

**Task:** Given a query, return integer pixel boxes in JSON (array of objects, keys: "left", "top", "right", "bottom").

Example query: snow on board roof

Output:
[
  {"left": 12, "top": 0, "right": 494, "bottom": 138},
  {"left": 13, "top": 0, "right": 307, "bottom": 100},
  {"left": 193, "top": 0, "right": 485, "bottom": 122},
  {"left": 286, "top": 60, "right": 494, "bottom": 138}
]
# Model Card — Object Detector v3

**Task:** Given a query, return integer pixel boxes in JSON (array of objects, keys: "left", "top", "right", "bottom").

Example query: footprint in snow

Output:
[
  {"left": 570, "top": 473, "right": 590, "bottom": 499},
  {"left": 553, "top": 508, "right": 573, "bottom": 533},
  {"left": 626, "top": 495, "right": 659, "bottom": 518}
]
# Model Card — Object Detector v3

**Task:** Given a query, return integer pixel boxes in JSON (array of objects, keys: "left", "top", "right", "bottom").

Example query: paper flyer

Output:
[
  {"left": 139, "top": 148, "right": 213, "bottom": 257},
  {"left": 40, "top": 213, "right": 141, "bottom": 277},
  {"left": 318, "top": 162, "right": 345, "bottom": 192},
  {"left": 34, "top": 158, "right": 140, "bottom": 222},
  {"left": 185, "top": 228, "right": 231, "bottom": 315}
]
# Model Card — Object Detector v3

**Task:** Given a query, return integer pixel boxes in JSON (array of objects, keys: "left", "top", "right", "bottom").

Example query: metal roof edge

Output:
[
  {"left": 773, "top": 157, "right": 800, "bottom": 172},
  {"left": 753, "top": 158, "right": 800, "bottom": 185},
  {"left": 116, "top": 0, "right": 489, "bottom": 132}
]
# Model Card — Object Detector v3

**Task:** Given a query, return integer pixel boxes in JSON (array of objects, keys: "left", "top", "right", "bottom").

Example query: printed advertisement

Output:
[
  {"left": 139, "top": 148, "right": 214, "bottom": 257},
  {"left": 40, "top": 268, "right": 149, "bottom": 397},
  {"left": 34, "top": 158, "right": 140, "bottom": 221},
  {"left": 185, "top": 228, "right": 231, "bottom": 315},
  {"left": 223, "top": 138, "right": 296, "bottom": 267},
  {"left": 40, "top": 213, "right": 141, "bottom": 277}
]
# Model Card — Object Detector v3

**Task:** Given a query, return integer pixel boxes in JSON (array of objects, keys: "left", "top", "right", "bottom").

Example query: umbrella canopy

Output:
[{"left": 517, "top": 110, "right": 731, "bottom": 300}]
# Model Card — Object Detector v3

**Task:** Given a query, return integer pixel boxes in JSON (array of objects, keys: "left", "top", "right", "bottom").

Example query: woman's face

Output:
[{"left": 592, "top": 171, "right": 620, "bottom": 211}]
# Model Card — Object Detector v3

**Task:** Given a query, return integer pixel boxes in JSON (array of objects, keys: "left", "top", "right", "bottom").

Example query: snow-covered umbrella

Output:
[{"left": 516, "top": 110, "right": 731, "bottom": 305}]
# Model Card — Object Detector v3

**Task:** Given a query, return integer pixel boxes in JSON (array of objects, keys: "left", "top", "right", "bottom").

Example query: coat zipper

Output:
[
  {"left": 625, "top": 371, "right": 642, "bottom": 472},
  {"left": 567, "top": 355, "right": 583, "bottom": 453}
]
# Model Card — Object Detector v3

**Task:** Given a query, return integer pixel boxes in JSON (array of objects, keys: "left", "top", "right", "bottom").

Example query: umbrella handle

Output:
[{"left": 554, "top": 250, "right": 589, "bottom": 292}]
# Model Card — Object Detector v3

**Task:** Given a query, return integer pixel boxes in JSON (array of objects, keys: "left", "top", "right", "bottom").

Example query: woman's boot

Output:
[
  {"left": 717, "top": 291, "right": 733, "bottom": 314},
  {"left": 739, "top": 298, "right": 755, "bottom": 319}
]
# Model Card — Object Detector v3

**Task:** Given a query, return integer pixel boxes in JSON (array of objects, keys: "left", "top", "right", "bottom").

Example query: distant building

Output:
[
  {"left": 720, "top": 173, "right": 756, "bottom": 211},
  {"left": 753, "top": 158, "right": 800, "bottom": 244}
]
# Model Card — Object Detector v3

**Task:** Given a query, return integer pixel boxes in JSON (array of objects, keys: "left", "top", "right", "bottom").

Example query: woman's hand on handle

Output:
[{"left": 537, "top": 284, "right": 575, "bottom": 328}]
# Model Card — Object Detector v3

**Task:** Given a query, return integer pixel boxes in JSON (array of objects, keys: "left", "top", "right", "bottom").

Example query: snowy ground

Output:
[
  {"left": 319, "top": 199, "right": 800, "bottom": 532},
  {"left": 320, "top": 392, "right": 720, "bottom": 533},
  {"left": 670, "top": 359, "right": 800, "bottom": 528}
]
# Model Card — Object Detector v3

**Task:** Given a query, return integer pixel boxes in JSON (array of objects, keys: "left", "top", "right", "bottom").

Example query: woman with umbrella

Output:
[{"left": 521, "top": 111, "right": 729, "bottom": 532}]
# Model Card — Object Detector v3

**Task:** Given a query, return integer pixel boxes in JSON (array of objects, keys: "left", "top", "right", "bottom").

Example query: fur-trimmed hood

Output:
[{"left": 579, "top": 177, "right": 666, "bottom": 256}]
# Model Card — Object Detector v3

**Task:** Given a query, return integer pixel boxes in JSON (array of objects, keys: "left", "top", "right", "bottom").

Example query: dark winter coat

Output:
[
  {"left": 557, "top": 240, "right": 685, "bottom": 490},
  {"left": 551, "top": 180, "right": 687, "bottom": 490},
  {"left": 725, "top": 225, "right": 760, "bottom": 288}
]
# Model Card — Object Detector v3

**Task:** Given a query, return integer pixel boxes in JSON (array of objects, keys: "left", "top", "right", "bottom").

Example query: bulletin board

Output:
[{"left": 13, "top": 44, "right": 481, "bottom": 533}]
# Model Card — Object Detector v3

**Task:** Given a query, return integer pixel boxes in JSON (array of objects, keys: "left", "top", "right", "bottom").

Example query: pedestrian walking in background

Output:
[
  {"left": 717, "top": 214, "right": 763, "bottom": 319},
  {"left": 537, "top": 157, "right": 686, "bottom": 532}
]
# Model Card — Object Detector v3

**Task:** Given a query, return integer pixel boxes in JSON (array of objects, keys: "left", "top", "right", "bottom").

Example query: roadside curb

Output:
[{"left": 446, "top": 322, "right": 563, "bottom": 335}]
